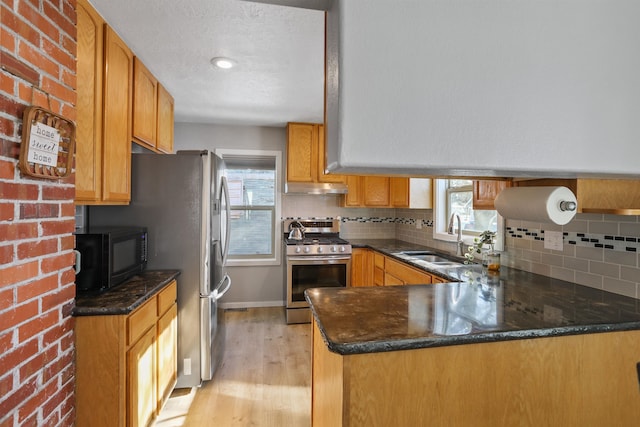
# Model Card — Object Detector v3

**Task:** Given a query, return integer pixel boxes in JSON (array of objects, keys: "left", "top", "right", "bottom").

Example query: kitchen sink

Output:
[{"left": 395, "top": 251, "right": 464, "bottom": 267}]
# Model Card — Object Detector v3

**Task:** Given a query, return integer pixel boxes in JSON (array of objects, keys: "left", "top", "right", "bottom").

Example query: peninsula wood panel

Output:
[
  {"left": 312, "top": 320, "right": 344, "bottom": 427},
  {"left": 312, "top": 328, "right": 640, "bottom": 426}
]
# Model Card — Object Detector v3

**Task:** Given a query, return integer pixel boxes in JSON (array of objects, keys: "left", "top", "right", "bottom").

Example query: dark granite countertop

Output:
[
  {"left": 73, "top": 270, "right": 181, "bottom": 316},
  {"left": 308, "top": 239, "right": 640, "bottom": 355}
]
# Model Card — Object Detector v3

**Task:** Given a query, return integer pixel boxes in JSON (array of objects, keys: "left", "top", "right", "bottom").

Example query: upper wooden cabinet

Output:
[
  {"left": 342, "top": 176, "right": 410, "bottom": 208},
  {"left": 514, "top": 178, "right": 640, "bottom": 215},
  {"left": 132, "top": 58, "right": 175, "bottom": 153},
  {"left": 156, "top": 84, "right": 174, "bottom": 154},
  {"left": 286, "top": 122, "right": 344, "bottom": 184},
  {"left": 473, "top": 180, "right": 512, "bottom": 210},
  {"left": 76, "top": 0, "right": 132, "bottom": 205},
  {"left": 132, "top": 57, "right": 158, "bottom": 148},
  {"left": 75, "top": 0, "right": 104, "bottom": 202}
]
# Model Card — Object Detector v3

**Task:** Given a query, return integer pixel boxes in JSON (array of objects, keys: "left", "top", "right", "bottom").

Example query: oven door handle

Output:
[{"left": 287, "top": 255, "right": 352, "bottom": 262}]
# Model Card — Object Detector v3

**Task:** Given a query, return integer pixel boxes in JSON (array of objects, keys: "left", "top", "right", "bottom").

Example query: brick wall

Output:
[{"left": 0, "top": 0, "right": 77, "bottom": 426}]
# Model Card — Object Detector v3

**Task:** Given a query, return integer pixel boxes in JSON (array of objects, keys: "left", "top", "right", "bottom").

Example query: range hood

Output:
[{"left": 284, "top": 182, "right": 348, "bottom": 195}]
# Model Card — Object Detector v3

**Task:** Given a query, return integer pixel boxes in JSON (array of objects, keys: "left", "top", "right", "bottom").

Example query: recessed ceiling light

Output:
[{"left": 210, "top": 57, "right": 236, "bottom": 69}]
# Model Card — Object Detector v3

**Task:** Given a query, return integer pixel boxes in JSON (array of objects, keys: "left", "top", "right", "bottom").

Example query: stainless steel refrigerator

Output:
[{"left": 89, "top": 150, "right": 231, "bottom": 388}]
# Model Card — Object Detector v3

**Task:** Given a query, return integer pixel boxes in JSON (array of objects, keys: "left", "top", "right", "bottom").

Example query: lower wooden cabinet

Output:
[
  {"left": 351, "top": 250, "right": 444, "bottom": 287},
  {"left": 76, "top": 280, "right": 178, "bottom": 427}
]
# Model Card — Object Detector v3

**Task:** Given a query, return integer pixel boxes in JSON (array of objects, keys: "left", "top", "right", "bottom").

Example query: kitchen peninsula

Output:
[{"left": 307, "top": 261, "right": 640, "bottom": 426}]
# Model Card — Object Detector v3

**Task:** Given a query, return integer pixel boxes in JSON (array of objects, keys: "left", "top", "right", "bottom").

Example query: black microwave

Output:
[{"left": 74, "top": 227, "right": 148, "bottom": 294}]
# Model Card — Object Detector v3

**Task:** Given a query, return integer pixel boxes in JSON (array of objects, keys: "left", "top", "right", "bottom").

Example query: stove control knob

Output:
[
  {"left": 317, "top": 246, "right": 324, "bottom": 253},
  {"left": 331, "top": 246, "right": 337, "bottom": 252},
  {"left": 295, "top": 246, "right": 302, "bottom": 253},
  {"left": 340, "top": 246, "right": 346, "bottom": 252},
  {"left": 304, "top": 247, "right": 311, "bottom": 254}
]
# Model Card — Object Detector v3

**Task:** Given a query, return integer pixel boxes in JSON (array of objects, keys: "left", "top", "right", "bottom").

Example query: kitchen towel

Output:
[{"left": 494, "top": 186, "right": 577, "bottom": 225}]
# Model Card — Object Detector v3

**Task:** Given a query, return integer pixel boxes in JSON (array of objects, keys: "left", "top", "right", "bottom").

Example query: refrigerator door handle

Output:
[
  {"left": 220, "top": 176, "right": 231, "bottom": 265},
  {"left": 215, "top": 274, "right": 232, "bottom": 300}
]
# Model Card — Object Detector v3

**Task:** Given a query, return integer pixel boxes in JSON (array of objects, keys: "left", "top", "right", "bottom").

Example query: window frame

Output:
[
  {"left": 215, "top": 148, "right": 282, "bottom": 267},
  {"left": 433, "top": 179, "right": 504, "bottom": 251}
]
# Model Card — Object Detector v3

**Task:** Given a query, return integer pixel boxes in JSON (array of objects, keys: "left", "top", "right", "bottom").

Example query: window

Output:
[
  {"left": 216, "top": 149, "right": 282, "bottom": 266},
  {"left": 433, "top": 179, "right": 503, "bottom": 250}
]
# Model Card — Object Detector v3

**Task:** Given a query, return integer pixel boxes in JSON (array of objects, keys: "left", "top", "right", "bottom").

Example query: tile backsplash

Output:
[{"left": 284, "top": 196, "right": 640, "bottom": 299}]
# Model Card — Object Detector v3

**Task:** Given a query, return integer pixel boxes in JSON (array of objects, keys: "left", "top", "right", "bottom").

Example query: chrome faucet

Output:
[{"left": 448, "top": 213, "right": 464, "bottom": 256}]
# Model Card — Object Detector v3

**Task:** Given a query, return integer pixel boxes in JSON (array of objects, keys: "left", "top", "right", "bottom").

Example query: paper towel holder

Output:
[{"left": 559, "top": 201, "right": 577, "bottom": 212}]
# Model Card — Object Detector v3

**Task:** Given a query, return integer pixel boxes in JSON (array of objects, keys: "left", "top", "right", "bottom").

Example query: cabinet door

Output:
[
  {"left": 157, "top": 303, "right": 177, "bottom": 412},
  {"left": 385, "top": 258, "right": 433, "bottom": 285},
  {"left": 343, "top": 176, "right": 363, "bottom": 207},
  {"left": 351, "top": 248, "right": 372, "bottom": 287},
  {"left": 75, "top": 0, "right": 104, "bottom": 202},
  {"left": 473, "top": 180, "right": 510, "bottom": 210},
  {"left": 317, "top": 125, "right": 344, "bottom": 183},
  {"left": 132, "top": 57, "right": 158, "bottom": 148},
  {"left": 102, "top": 26, "right": 132, "bottom": 203},
  {"left": 128, "top": 327, "right": 156, "bottom": 427},
  {"left": 363, "top": 176, "right": 390, "bottom": 206},
  {"left": 156, "top": 83, "right": 174, "bottom": 153},
  {"left": 390, "top": 177, "right": 410, "bottom": 207},
  {"left": 373, "top": 252, "right": 385, "bottom": 286},
  {"left": 287, "top": 123, "right": 317, "bottom": 182}
]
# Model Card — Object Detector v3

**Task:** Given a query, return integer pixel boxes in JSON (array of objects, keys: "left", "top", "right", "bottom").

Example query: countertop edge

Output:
[{"left": 73, "top": 270, "right": 181, "bottom": 316}]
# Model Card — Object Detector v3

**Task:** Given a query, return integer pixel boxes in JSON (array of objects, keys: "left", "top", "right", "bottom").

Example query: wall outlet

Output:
[
  {"left": 416, "top": 220, "right": 422, "bottom": 229},
  {"left": 544, "top": 230, "right": 564, "bottom": 251},
  {"left": 184, "top": 358, "right": 192, "bottom": 375}
]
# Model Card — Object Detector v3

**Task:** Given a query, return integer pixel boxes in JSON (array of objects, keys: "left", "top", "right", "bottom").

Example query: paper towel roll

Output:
[{"left": 494, "top": 186, "right": 578, "bottom": 225}]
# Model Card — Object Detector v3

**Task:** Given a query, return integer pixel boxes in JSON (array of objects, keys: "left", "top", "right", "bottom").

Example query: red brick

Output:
[
  {"left": 17, "top": 274, "right": 57, "bottom": 302},
  {"left": 0, "top": 287, "right": 13, "bottom": 311},
  {"left": 41, "top": 76, "right": 74, "bottom": 106},
  {"left": 17, "top": 238, "right": 58, "bottom": 261},
  {"left": 0, "top": 261, "right": 38, "bottom": 287},
  {"left": 18, "top": 310, "right": 59, "bottom": 346},
  {"left": 0, "top": 137, "right": 20, "bottom": 159},
  {"left": 17, "top": 1, "right": 59, "bottom": 44},
  {"left": 18, "top": 376, "right": 53, "bottom": 423},
  {"left": 0, "top": 159, "right": 15, "bottom": 179},
  {"left": 0, "top": 202, "right": 15, "bottom": 221},
  {"left": 0, "top": 94, "right": 23, "bottom": 118},
  {"left": 59, "top": 102, "right": 75, "bottom": 122},
  {"left": 0, "top": 182, "right": 39, "bottom": 200},
  {"left": 0, "top": 71, "right": 15, "bottom": 96},
  {"left": 0, "top": 26, "right": 16, "bottom": 52},
  {"left": 60, "top": 202, "right": 74, "bottom": 217},
  {"left": 43, "top": 2, "right": 75, "bottom": 42},
  {"left": 0, "top": 330, "right": 12, "bottom": 356},
  {"left": 40, "top": 219, "right": 74, "bottom": 237},
  {"left": 0, "top": 244, "right": 14, "bottom": 264},
  {"left": 0, "top": 339, "right": 38, "bottom": 382},
  {"left": 0, "top": 299, "right": 38, "bottom": 331},
  {"left": 18, "top": 43, "right": 59, "bottom": 81},
  {"left": 19, "top": 203, "right": 60, "bottom": 220},
  {"left": 43, "top": 316, "right": 73, "bottom": 349},
  {"left": 40, "top": 251, "right": 72, "bottom": 274},
  {"left": 0, "top": 369, "right": 12, "bottom": 396},
  {"left": 0, "top": 8, "right": 41, "bottom": 53},
  {"left": 60, "top": 68, "right": 75, "bottom": 91},
  {"left": 0, "top": 115, "right": 15, "bottom": 138},
  {"left": 18, "top": 344, "right": 54, "bottom": 381},
  {"left": 42, "top": 185, "right": 73, "bottom": 201},
  {"left": 0, "top": 222, "right": 39, "bottom": 242},
  {"left": 0, "top": 377, "right": 38, "bottom": 426},
  {"left": 60, "top": 235, "right": 74, "bottom": 251},
  {"left": 60, "top": 268, "right": 74, "bottom": 288},
  {"left": 41, "top": 283, "right": 74, "bottom": 311},
  {"left": 43, "top": 350, "right": 72, "bottom": 384}
]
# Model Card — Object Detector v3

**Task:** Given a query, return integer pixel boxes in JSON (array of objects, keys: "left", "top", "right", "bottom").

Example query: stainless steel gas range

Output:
[{"left": 283, "top": 218, "right": 351, "bottom": 324}]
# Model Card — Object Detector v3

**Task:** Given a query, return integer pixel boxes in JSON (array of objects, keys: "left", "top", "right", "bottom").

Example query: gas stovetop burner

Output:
[{"left": 283, "top": 218, "right": 351, "bottom": 256}]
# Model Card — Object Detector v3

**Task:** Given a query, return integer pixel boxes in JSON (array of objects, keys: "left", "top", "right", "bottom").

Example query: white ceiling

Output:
[{"left": 88, "top": 0, "right": 325, "bottom": 127}]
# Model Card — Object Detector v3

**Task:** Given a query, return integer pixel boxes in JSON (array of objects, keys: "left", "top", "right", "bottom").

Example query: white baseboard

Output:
[{"left": 219, "top": 300, "right": 285, "bottom": 310}]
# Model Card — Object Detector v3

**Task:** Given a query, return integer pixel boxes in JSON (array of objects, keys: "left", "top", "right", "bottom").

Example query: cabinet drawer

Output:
[
  {"left": 128, "top": 298, "right": 157, "bottom": 345},
  {"left": 157, "top": 280, "right": 177, "bottom": 316},
  {"left": 385, "top": 258, "right": 432, "bottom": 285}
]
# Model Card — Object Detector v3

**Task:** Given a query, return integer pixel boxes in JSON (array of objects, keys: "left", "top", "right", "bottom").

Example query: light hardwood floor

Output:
[{"left": 154, "top": 307, "right": 312, "bottom": 427}]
